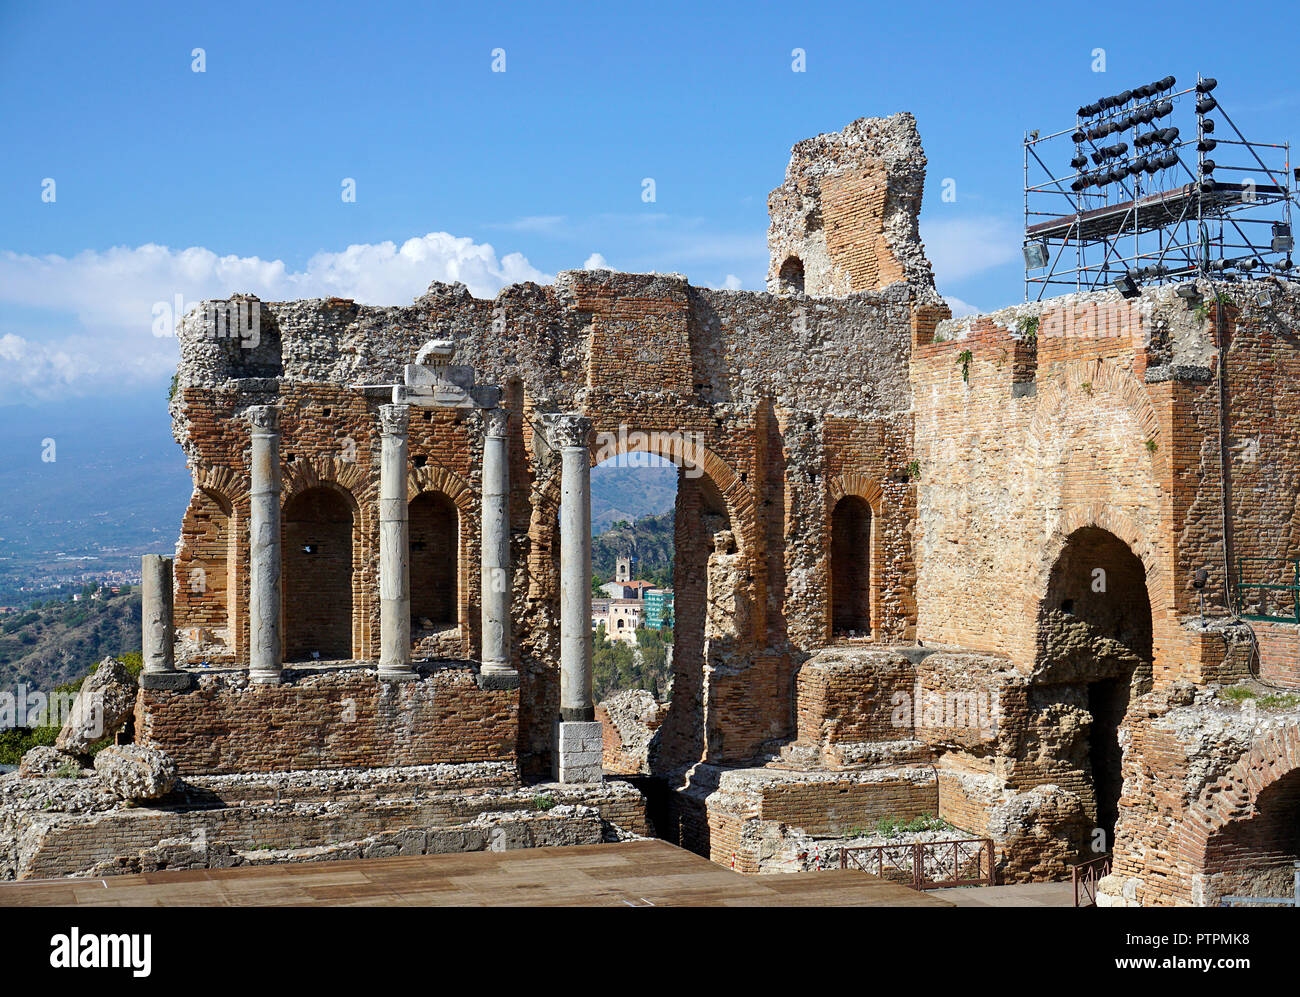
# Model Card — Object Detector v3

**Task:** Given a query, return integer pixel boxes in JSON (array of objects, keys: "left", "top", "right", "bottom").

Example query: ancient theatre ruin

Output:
[{"left": 6, "top": 110, "right": 1300, "bottom": 907}]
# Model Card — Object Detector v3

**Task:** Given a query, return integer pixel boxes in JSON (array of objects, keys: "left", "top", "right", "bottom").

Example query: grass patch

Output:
[
  {"left": 874, "top": 814, "right": 954, "bottom": 837},
  {"left": 1218, "top": 686, "right": 1300, "bottom": 710},
  {"left": 532, "top": 793, "right": 556, "bottom": 812}
]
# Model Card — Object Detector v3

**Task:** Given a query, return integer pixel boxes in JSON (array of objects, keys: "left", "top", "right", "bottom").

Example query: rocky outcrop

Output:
[
  {"left": 17, "top": 747, "right": 84, "bottom": 779},
  {"left": 94, "top": 745, "right": 178, "bottom": 801},
  {"left": 56, "top": 656, "right": 138, "bottom": 755}
]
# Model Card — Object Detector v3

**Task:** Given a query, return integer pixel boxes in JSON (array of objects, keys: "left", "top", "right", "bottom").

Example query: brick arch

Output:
[
  {"left": 827, "top": 472, "right": 884, "bottom": 510},
  {"left": 592, "top": 431, "right": 756, "bottom": 558},
  {"left": 825, "top": 473, "right": 886, "bottom": 639},
  {"left": 1175, "top": 726, "right": 1300, "bottom": 900},
  {"left": 407, "top": 464, "right": 476, "bottom": 652},
  {"left": 280, "top": 456, "right": 373, "bottom": 660},
  {"left": 193, "top": 464, "right": 250, "bottom": 508},
  {"left": 280, "top": 455, "right": 374, "bottom": 511},
  {"left": 176, "top": 474, "right": 243, "bottom": 662},
  {"left": 1032, "top": 505, "right": 1170, "bottom": 622},
  {"left": 532, "top": 432, "right": 757, "bottom": 559},
  {"left": 1027, "top": 358, "right": 1161, "bottom": 451}
]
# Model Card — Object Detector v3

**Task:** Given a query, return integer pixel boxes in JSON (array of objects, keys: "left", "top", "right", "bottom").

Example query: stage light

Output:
[
  {"left": 1175, "top": 283, "right": 1201, "bottom": 305},
  {"left": 1159, "top": 127, "right": 1180, "bottom": 145},
  {"left": 1160, "top": 75, "right": 1176, "bottom": 90},
  {"left": 1197, "top": 96, "right": 1218, "bottom": 114},
  {"left": 1072, "top": 130, "right": 1086, "bottom": 144},
  {"left": 1023, "top": 240, "right": 1050, "bottom": 269},
  {"left": 1112, "top": 274, "right": 1141, "bottom": 298},
  {"left": 1256, "top": 287, "right": 1273, "bottom": 308},
  {"left": 1202, "top": 118, "right": 1215, "bottom": 134},
  {"left": 1156, "top": 99, "right": 1173, "bottom": 117},
  {"left": 1196, "top": 77, "right": 1218, "bottom": 93},
  {"left": 1117, "top": 90, "right": 1133, "bottom": 104},
  {"left": 1197, "top": 138, "right": 1217, "bottom": 152},
  {"left": 1071, "top": 154, "right": 1088, "bottom": 169},
  {"left": 1201, "top": 159, "right": 1216, "bottom": 173},
  {"left": 1273, "top": 223, "right": 1294, "bottom": 253}
]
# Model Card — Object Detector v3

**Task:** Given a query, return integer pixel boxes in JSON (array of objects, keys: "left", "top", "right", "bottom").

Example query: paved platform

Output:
[
  {"left": 929, "top": 881, "right": 1076, "bottom": 907},
  {"left": 0, "top": 839, "right": 952, "bottom": 907}
]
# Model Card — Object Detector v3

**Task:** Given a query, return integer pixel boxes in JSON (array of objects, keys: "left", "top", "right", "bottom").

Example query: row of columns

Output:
[{"left": 141, "top": 404, "right": 598, "bottom": 780}]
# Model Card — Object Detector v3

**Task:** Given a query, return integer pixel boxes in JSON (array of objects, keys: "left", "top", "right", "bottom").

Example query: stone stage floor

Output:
[{"left": 0, "top": 839, "right": 952, "bottom": 907}]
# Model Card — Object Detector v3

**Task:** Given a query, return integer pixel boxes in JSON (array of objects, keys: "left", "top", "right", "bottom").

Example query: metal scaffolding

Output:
[{"left": 1024, "top": 74, "right": 1296, "bottom": 300}]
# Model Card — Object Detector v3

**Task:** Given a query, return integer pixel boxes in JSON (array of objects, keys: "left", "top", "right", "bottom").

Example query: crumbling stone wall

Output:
[
  {"left": 766, "top": 113, "right": 939, "bottom": 301},
  {"left": 172, "top": 262, "right": 922, "bottom": 778},
  {"left": 1101, "top": 683, "right": 1300, "bottom": 906}
]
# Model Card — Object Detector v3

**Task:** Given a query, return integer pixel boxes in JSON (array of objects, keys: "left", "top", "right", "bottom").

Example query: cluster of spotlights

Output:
[
  {"left": 1070, "top": 150, "right": 1180, "bottom": 191},
  {"left": 1077, "top": 77, "right": 1176, "bottom": 119}
]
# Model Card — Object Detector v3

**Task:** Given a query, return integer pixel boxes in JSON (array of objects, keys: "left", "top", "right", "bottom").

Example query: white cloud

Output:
[
  {"left": 943, "top": 296, "right": 982, "bottom": 318},
  {"left": 582, "top": 253, "right": 612, "bottom": 270},
  {"left": 920, "top": 215, "right": 1020, "bottom": 285},
  {"left": 0, "top": 233, "right": 550, "bottom": 403},
  {"left": 722, "top": 274, "right": 743, "bottom": 290}
]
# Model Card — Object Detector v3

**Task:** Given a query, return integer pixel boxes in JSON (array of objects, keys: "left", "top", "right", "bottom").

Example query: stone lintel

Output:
[{"left": 139, "top": 671, "right": 196, "bottom": 692}]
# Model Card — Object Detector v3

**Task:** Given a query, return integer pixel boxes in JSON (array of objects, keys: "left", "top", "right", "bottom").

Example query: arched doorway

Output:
[
  {"left": 282, "top": 485, "right": 355, "bottom": 661},
  {"left": 409, "top": 491, "right": 458, "bottom": 629},
  {"left": 830, "top": 495, "right": 872, "bottom": 635},
  {"left": 1203, "top": 767, "right": 1300, "bottom": 904},
  {"left": 1038, "top": 526, "right": 1153, "bottom": 853},
  {"left": 180, "top": 487, "right": 238, "bottom": 652},
  {"left": 778, "top": 256, "right": 804, "bottom": 295}
]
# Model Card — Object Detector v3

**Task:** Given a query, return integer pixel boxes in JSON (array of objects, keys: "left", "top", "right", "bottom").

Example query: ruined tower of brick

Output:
[{"left": 766, "top": 112, "right": 940, "bottom": 303}]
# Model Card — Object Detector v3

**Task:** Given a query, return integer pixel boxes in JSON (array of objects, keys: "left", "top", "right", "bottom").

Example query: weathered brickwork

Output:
[
  {"left": 136, "top": 665, "right": 516, "bottom": 775},
  {"left": 122, "top": 112, "right": 1300, "bottom": 902}
]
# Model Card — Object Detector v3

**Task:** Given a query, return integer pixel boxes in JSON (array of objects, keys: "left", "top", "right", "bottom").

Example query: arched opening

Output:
[
  {"left": 778, "top": 256, "right": 805, "bottom": 295},
  {"left": 1038, "top": 526, "right": 1153, "bottom": 854},
  {"left": 179, "top": 488, "right": 238, "bottom": 651},
  {"left": 830, "top": 495, "right": 872, "bottom": 635},
  {"left": 1203, "top": 767, "right": 1300, "bottom": 904},
  {"left": 282, "top": 485, "right": 355, "bottom": 661},
  {"left": 590, "top": 449, "right": 677, "bottom": 699},
  {"left": 409, "top": 491, "right": 458, "bottom": 632}
]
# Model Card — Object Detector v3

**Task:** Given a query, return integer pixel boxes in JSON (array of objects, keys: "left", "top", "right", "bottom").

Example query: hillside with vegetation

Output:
[
  {"left": 592, "top": 512, "right": 674, "bottom": 588},
  {"left": 0, "top": 587, "right": 142, "bottom": 690},
  {"left": 593, "top": 624, "right": 672, "bottom": 702}
]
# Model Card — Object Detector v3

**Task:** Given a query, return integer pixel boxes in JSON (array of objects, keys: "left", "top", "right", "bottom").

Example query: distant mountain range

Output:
[{"left": 590, "top": 460, "right": 678, "bottom": 533}]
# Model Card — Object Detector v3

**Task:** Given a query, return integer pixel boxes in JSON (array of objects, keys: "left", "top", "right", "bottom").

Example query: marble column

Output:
[
  {"left": 378, "top": 403, "right": 414, "bottom": 681},
  {"left": 478, "top": 408, "right": 517, "bottom": 688},
  {"left": 554, "top": 414, "right": 602, "bottom": 783},
  {"left": 247, "top": 405, "right": 283, "bottom": 685}
]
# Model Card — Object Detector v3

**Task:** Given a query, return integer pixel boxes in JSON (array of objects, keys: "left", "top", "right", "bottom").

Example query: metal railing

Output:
[
  {"left": 841, "top": 838, "right": 995, "bottom": 890},
  {"left": 1236, "top": 557, "right": 1300, "bottom": 623},
  {"left": 1072, "top": 853, "right": 1112, "bottom": 907}
]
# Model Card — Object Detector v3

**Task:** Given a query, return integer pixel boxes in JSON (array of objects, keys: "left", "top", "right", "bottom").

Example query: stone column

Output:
[
  {"left": 139, "top": 554, "right": 193, "bottom": 690},
  {"left": 554, "top": 414, "right": 602, "bottom": 783},
  {"left": 247, "top": 405, "right": 283, "bottom": 685},
  {"left": 378, "top": 403, "right": 414, "bottom": 681},
  {"left": 479, "top": 408, "right": 517, "bottom": 689}
]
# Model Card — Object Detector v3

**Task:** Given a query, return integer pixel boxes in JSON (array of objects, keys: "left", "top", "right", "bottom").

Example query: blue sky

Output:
[{"left": 1, "top": 0, "right": 1298, "bottom": 407}]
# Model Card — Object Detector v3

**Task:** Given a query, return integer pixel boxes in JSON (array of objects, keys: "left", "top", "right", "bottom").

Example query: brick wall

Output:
[{"left": 135, "top": 666, "right": 517, "bottom": 775}]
